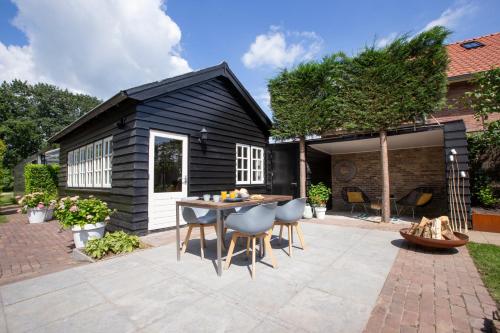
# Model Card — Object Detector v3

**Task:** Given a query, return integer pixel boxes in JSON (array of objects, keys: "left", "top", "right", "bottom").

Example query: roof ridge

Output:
[{"left": 446, "top": 32, "right": 500, "bottom": 46}]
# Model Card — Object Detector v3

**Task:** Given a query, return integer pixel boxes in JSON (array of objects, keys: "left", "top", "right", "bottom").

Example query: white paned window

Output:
[
  {"left": 86, "top": 144, "right": 93, "bottom": 187},
  {"left": 236, "top": 144, "right": 250, "bottom": 184},
  {"left": 102, "top": 137, "right": 113, "bottom": 188},
  {"left": 67, "top": 151, "right": 73, "bottom": 187},
  {"left": 94, "top": 140, "right": 103, "bottom": 187},
  {"left": 79, "top": 148, "right": 86, "bottom": 186},
  {"left": 66, "top": 137, "right": 113, "bottom": 189},
  {"left": 73, "top": 149, "right": 79, "bottom": 187},
  {"left": 251, "top": 147, "right": 265, "bottom": 184}
]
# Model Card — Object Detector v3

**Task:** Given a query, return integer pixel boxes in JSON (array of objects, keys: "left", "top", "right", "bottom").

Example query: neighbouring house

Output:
[
  {"left": 13, "top": 148, "right": 60, "bottom": 196},
  {"left": 49, "top": 63, "right": 271, "bottom": 234},
  {"left": 432, "top": 32, "right": 500, "bottom": 132}
]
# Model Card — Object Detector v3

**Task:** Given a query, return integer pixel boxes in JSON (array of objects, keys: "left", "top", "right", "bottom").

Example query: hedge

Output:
[{"left": 24, "top": 164, "right": 59, "bottom": 196}]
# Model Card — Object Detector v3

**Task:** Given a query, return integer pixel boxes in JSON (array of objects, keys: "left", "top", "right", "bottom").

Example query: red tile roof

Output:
[{"left": 446, "top": 32, "right": 500, "bottom": 79}]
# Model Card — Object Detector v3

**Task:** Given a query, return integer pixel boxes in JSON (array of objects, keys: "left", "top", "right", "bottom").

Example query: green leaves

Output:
[
  {"left": 85, "top": 231, "right": 141, "bottom": 259},
  {"left": 308, "top": 182, "right": 332, "bottom": 207},
  {"left": 55, "top": 196, "right": 114, "bottom": 229},
  {"left": 463, "top": 68, "right": 500, "bottom": 125},
  {"left": 24, "top": 164, "right": 59, "bottom": 196}
]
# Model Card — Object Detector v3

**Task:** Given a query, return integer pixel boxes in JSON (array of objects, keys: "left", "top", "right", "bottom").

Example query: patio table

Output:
[{"left": 176, "top": 194, "right": 292, "bottom": 276}]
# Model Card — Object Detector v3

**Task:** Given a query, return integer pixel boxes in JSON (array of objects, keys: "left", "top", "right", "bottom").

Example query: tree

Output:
[
  {"left": 269, "top": 55, "right": 348, "bottom": 197},
  {"left": 0, "top": 80, "right": 101, "bottom": 168},
  {"left": 340, "top": 27, "right": 450, "bottom": 222},
  {"left": 462, "top": 68, "right": 500, "bottom": 129}
]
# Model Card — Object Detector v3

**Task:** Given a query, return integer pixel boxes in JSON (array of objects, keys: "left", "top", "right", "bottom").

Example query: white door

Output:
[{"left": 148, "top": 130, "right": 188, "bottom": 230}]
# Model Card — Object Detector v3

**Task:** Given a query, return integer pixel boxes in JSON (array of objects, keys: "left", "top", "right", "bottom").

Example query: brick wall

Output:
[
  {"left": 331, "top": 146, "right": 447, "bottom": 216},
  {"left": 431, "top": 81, "right": 500, "bottom": 132}
]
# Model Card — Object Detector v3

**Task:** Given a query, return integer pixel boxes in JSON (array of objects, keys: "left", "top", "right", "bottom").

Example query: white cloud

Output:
[
  {"left": 419, "top": 1, "right": 474, "bottom": 33},
  {"left": 0, "top": 0, "right": 191, "bottom": 99},
  {"left": 242, "top": 26, "right": 323, "bottom": 69},
  {"left": 375, "top": 1, "right": 475, "bottom": 49},
  {"left": 375, "top": 32, "right": 398, "bottom": 48}
]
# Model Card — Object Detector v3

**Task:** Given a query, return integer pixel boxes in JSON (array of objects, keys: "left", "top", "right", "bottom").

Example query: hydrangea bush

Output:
[
  {"left": 17, "top": 192, "right": 54, "bottom": 213},
  {"left": 55, "top": 195, "right": 114, "bottom": 229}
]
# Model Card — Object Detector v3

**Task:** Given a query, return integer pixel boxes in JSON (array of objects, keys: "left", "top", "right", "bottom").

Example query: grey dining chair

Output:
[
  {"left": 273, "top": 198, "right": 307, "bottom": 257},
  {"left": 181, "top": 207, "right": 223, "bottom": 259},
  {"left": 224, "top": 203, "right": 278, "bottom": 279}
]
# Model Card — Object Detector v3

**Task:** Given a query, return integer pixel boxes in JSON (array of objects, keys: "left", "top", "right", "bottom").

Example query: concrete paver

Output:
[{"left": 0, "top": 223, "right": 400, "bottom": 333}]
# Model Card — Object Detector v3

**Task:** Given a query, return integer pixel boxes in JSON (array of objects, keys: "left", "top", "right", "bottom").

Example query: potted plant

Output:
[
  {"left": 55, "top": 196, "right": 113, "bottom": 248},
  {"left": 18, "top": 192, "right": 50, "bottom": 223},
  {"left": 45, "top": 199, "right": 58, "bottom": 221},
  {"left": 308, "top": 182, "right": 332, "bottom": 219},
  {"left": 303, "top": 203, "right": 313, "bottom": 219}
]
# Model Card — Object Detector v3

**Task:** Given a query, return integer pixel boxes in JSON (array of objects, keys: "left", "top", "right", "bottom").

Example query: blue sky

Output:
[{"left": 0, "top": 0, "right": 499, "bottom": 116}]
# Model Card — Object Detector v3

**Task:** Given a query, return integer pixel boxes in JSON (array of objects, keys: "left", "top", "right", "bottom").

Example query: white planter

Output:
[
  {"left": 303, "top": 205, "right": 313, "bottom": 219},
  {"left": 314, "top": 206, "right": 327, "bottom": 220},
  {"left": 27, "top": 208, "right": 47, "bottom": 224},
  {"left": 45, "top": 208, "right": 54, "bottom": 221},
  {"left": 71, "top": 222, "right": 106, "bottom": 249}
]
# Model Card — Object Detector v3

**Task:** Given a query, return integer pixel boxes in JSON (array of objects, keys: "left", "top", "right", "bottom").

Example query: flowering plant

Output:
[
  {"left": 17, "top": 192, "right": 53, "bottom": 213},
  {"left": 55, "top": 195, "right": 114, "bottom": 229}
]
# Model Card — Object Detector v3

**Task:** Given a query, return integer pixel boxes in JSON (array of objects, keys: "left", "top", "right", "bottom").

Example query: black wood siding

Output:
[{"left": 59, "top": 77, "right": 270, "bottom": 234}]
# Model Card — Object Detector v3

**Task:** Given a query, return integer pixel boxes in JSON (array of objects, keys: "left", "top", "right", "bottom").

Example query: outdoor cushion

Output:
[
  {"left": 347, "top": 191, "right": 364, "bottom": 203},
  {"left": 416, "top": 193, "right": 432, "bottom": 206}
]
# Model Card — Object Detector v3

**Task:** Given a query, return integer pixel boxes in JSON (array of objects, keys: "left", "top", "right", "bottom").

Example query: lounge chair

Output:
[
  {"left": 396, "top": 187, "right": 434, "bottom": 218},
  {"left": 341, "top": 187, "right": 371, "bottom": 214}
]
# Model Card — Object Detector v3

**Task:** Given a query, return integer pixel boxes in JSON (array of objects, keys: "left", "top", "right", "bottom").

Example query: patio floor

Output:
[{"left": 0, "top": 223, "right": 400, "bottom": 332}]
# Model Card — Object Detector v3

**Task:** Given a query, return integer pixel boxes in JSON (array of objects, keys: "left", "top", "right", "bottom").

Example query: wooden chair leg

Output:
[
  {"left": 246, "top": 237, "right": 251, "bottom": 258},
  {"left": 287, "top": 224, "right": 293, "bottom": 257},
  {"left": 200, "top": 226, "right": 206, "bottom": 248},
  {"left": 181, "top": 225, "right": 193, "bottom": 254},
  {"left": 279, "top": 224, "right": 283, "bottom": 244},
  {"left": 265, "top": 233, "right": 277, "bottom": 268},
  {"left": 225, "top": 233, "right": 238, "bottom": 269},
  {"left": 251, "top": 237, "right": 256, "bottom": 279},
  {"left": 199, "top": 227, "right": 205, "bottom": 260},
  {"left": 295, "top": 222, "right": 306, "bottom": 250}
]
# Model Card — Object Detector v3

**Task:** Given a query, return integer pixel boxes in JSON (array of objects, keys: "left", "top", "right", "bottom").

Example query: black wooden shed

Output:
[{"left": 50, "top": 62, "right": 272, "bottom": 234}]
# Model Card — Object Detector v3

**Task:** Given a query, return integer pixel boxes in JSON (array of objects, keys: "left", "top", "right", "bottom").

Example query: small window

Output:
[
  {"left": 251, "top": 147, "right": 265, "bottom": 184},
  {"left": 236, "top": 144, "right": 250, "bottom": 184},
  {"left": 460, "top": 41, "right": 484, "bottom": 49},
  {"left": 79, "top": 148, "right": 86, "bottom": 187},
  {"left": 102, "top": 137, "right": 113, "bottom": 188},
  {"left": 73, "top": 150, "right": 79, "bottom": 187},
  {"left": 86, "top": 144, "right": 94, "bottom": 187},
  {"left": 236, "top": 144, "right": 265, "bottom": 185},
  {"left": 94, "top": 140, "right": 103, "bottom": 187},
  {"left": 67, "top": 151, "right": 73, "bottom": 187}
]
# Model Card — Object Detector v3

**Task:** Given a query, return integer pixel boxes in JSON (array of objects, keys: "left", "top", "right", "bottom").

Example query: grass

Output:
[
  {"left": 0, "top": 215, "right": 6, "bottom": 224},
  {"left": 467, "top": 242, "right": 500, "bottom": 304},
  {"left": 0, "top": 192, "right": 16, "bottom": 206}
]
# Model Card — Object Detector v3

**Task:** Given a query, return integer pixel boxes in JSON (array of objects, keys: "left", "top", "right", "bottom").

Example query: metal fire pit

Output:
[{"left": 399, "top": 228, "right": 469, "bottom": 249}]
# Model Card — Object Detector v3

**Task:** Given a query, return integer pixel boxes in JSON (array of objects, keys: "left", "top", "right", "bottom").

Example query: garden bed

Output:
[{"left": 472, "top": 207, "right": 500, "bottom": 233}]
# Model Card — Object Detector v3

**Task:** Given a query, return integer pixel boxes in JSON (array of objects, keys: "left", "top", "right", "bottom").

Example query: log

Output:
[{"left": 440, "top": 216, "right": 458, "bottom": 240}]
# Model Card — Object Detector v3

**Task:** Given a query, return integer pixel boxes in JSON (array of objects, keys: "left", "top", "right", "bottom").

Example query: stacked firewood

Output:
[{"left": 407, "top": 216, "right": 458, "bottom": 240}]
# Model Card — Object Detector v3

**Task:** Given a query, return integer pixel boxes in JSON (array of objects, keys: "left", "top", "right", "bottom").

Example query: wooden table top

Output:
[{"left": 176, "top": 194, "right": 293, "bottom": 210}]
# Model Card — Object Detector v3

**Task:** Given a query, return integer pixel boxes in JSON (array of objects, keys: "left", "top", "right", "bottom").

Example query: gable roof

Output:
[
  {"left": 50, "top": 62, "right": 271, "bottom": 143},
  {"left": 447, "top": 32, "right": 500, "bottom": 82}
]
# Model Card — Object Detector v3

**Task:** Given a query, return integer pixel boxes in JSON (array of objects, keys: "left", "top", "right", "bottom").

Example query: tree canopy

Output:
[
  {"left": 0, "top": 80, "right": 101, "bottom": 168},
  {"left": 463, "top": 67, "right": 500, "bottom": 126},
  {"left": 343, "top": 26, "right": 450, "bottom": 132}
]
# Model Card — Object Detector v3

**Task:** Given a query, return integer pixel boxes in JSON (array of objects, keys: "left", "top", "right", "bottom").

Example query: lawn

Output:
[
  {"left": 0, "top": 192, "right": 15, "bottom": 206},
  {"left": 467, "top": 242, "right": 500, "bottom": 304}
]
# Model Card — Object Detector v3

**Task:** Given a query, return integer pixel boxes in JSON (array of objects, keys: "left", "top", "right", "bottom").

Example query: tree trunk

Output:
[
  {"left": 380, "top": 130, "right": 391, "bottom": 223},
  {"left": 299, "top": 136, "right": 306, "bottom": 198}
]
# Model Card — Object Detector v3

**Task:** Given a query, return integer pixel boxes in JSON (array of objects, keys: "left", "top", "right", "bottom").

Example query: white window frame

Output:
[
  {"left": 67, "top": 151, "right": 73, "bottom": 187},
  {"left": 102, "top": 136, "right": 112, "bottom": 188},
  {"left": 251, "top": 146, "right": 265, "bottom": 184},
  {"left": 236, "top": 144, "right": 250, "bottom": 185},
  {"left": 79, "top": 147, "right": 86, "bottom": 187},
  {"left": 93, "top": 140, "right": 103, "bottom": 188},
  {"left": 85, "top": 144, "right": 94, "bottom": 187},
  {"left": 73, "top": 149, "right": 79, "bottom": 187}
]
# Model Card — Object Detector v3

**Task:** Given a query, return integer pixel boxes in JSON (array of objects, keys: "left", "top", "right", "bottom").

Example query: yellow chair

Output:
[{"left": 341, "top": 187, "right": 371, "bottom": 214}]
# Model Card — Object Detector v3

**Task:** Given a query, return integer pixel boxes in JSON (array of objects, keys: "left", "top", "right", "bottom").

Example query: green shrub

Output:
[
  {"left": 55, "top": 196, "right": 114, "bottom": 229},
  {"left": 24, "top": 164, "right": 59, "bottom": 196},
  {"left": 85, "top": 231, "right": 141, "bottom": 259},
  {"left": 308, "top": 182, "right": 332, "bottom": 207},
  {"left": 477, "top": 185, "right": 499, "bottom": 208}
]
